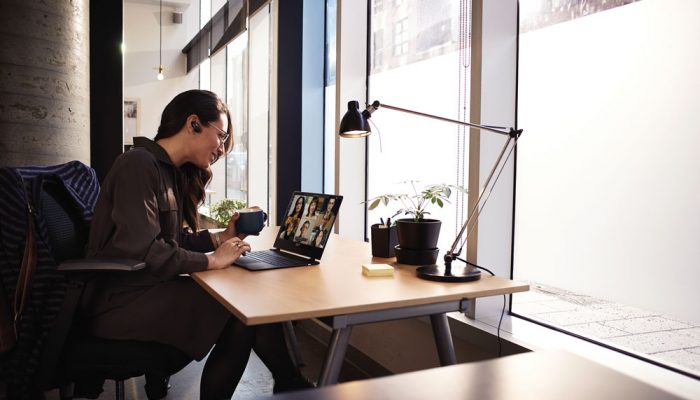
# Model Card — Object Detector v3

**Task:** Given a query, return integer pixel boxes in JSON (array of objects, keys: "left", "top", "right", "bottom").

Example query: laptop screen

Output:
[{"left": 273, "top": 192, "right": 343, "bottom": 260}]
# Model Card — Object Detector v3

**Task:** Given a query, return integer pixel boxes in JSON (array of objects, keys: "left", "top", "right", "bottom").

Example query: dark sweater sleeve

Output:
[
  {"left": 182, "top": 229, "right": 215, "bottom": 253},
  {"left": 96, "top": 152, "right": 209, "bottom": 278}
]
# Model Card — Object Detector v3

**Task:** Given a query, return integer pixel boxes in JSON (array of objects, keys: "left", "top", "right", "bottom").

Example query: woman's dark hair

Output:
[
  {"left": 306, "top": 197, "right": 319, "bottom": 216},
  {"left": 289, "top": 196, "right": 306, "bottom": 219},
  {"left": 154, "top": 89, "right": 233, "bottom": 231}
]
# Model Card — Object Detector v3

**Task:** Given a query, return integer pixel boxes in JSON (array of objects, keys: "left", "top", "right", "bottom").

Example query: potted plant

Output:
[
  {"left": 367, "top": 182, "right": 467, "bottom": 264},
  {"left": 209, "top": 198, "right": 247, "bottom": 228}
]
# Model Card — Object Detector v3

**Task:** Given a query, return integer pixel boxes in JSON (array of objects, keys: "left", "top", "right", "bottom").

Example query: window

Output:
[
  {"left": 392, "top": 18, "right": 408, "bottom": 56},
  {"left": 225, "top": 33, "right": 248, "bottom": 201},
  {"left": 514, "top": 0, "right": 699, "bottom": 378},
  {"left": 372, "top": 30, "right": 384, "bottom": 70},
  {"left": 200, "top": 0, "right": 211, "bottom": 28},
  {"left": 373, "top": 0, "right": 384, "bottom": 14},
  {"left": 196, "top": 1, "right": 271, "bottom": 213},
  {"left": 368, "top": 0, "right": 466, "bottom": 252},
  {"left": 323, "top": 0, "right": 337, "bottom": 193}
]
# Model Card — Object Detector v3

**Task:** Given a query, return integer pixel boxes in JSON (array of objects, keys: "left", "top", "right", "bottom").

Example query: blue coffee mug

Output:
[{"left": 235, "top": 208, "right": 268, "bottom": 235}]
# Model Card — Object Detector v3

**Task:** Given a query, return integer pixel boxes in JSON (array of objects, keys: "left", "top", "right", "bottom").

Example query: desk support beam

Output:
[
  {"left": 318, "top": 326, "right": 353, "bottom": 386},
  {"left": 430, "top": 313, "right": 457, "bottom": 365},
  {"left": 328, "top": 300, "right": 467, "bottom": 328}
]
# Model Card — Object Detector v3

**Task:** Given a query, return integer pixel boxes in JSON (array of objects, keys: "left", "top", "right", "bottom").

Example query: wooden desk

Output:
[
  {"left": 266, "top": 350, "right": 683, "bottom": 400},
  {"left": 193, "top": 227, "right": 528, "bottom": 385}
]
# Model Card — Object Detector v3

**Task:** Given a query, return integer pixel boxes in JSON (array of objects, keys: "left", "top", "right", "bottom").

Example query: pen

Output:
[
  {"left": 386, "top": 217, "right": 391, "bottom": 227},
  {"left": 380, "top": 218, "right": 385, "bottom": 226}
]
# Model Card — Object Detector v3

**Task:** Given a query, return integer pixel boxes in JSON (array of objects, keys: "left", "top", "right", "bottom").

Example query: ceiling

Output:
[{"left": 124, "top": 0, "right": 192, "bottom": 10}]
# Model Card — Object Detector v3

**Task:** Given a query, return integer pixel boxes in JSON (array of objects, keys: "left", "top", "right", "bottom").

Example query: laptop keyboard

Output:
[{"left": 244, "top": 251, "right": 308, "bottom": 267}]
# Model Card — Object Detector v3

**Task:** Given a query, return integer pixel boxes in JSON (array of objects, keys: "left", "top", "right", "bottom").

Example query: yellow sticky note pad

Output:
[{"left": 362, "top": 263, "right": 394, "bottom": 277}]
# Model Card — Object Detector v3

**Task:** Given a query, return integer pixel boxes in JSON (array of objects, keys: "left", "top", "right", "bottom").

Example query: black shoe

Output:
[
  {"left": 72, "top": 377, "right": 106, "bottom": 399},
  {"left": 144, "top": 374, "right": 171, "bottom": 400},
  {"left": 272, "top": 373, "right": 315, "bottom": 394}
]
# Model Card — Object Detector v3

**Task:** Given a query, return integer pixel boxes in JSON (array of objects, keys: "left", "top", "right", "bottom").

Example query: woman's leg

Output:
[
  {"left": 253, "top": 323, "right": 314, "bottom": 393},
  {"left": 200, "top": 316, "right": 255, "bottom": 399}
]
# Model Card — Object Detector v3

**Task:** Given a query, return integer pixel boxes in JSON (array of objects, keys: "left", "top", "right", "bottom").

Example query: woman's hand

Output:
[
  {"left": 206, "top": 237, "right": 251, "bottom": 270},
  {"left": 220, "top": 206, "right": 264, "bottom": 241}
]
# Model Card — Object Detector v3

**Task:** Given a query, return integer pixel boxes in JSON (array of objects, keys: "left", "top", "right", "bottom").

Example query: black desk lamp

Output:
[{"left": 339, "top": 100, "right": 523, "bottom": 282}]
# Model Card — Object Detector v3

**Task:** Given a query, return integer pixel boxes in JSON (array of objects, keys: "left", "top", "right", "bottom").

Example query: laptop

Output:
[{"left": 233, "top": 192, "right": 343, "bottom": 271}]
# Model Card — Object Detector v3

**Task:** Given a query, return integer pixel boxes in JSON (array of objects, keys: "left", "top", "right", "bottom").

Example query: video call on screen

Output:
[{"left": 279, "top": 194, "right": 338, "bottom": 249}]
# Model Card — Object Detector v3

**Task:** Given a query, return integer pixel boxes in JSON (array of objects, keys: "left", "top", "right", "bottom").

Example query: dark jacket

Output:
[
  {"left": 86, "top": 137, "right": 212, "bottom": 277},
  {"left": 82, "top": 137, "right": 228, "bottom": 359},
  {"left": 0, "top": 161, "right": 99, "bottom": 398}
]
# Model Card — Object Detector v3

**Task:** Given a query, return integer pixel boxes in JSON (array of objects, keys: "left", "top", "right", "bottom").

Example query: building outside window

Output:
[
  {"left": 392, "top": 18, "right": 409, "bottom": 56},
  {"left": 367, "top": 0, "right": 466, "bottom": 252}
]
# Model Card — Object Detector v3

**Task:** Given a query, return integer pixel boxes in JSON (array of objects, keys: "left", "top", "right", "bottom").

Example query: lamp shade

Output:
[{"left": 339, "top": 101, "right": 371, "bottom": 138}]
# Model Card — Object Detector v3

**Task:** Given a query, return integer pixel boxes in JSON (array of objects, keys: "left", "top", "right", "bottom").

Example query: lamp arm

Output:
[
  {"left": 446, "top": 134, "right": 517, "bottom": 264},
  {"left": 374, "top": 102, "right": 512, "bottom": 136},
  {"left": 370, "top": 101, "right": 522, "bottom": 262}
]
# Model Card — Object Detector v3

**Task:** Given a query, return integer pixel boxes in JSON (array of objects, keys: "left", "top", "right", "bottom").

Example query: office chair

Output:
[{"left": 38, "top": 176, "right": 192, "bottom": 399}]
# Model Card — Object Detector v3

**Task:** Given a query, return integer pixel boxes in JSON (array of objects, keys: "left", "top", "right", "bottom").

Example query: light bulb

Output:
[{"left": 156, "top": 65, "right": 165, "bottom": 81}]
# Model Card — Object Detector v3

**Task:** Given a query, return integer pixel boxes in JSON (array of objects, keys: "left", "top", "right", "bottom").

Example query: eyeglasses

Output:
[{"left": 210, "top": 124, "right": 230, "bottom": 145}]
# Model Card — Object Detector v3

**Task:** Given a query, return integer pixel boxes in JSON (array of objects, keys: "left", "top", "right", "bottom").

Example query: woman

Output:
[
  {"left": 82, "top": 90, "right": 309, "bottom": 398},
  {"left": 279, "top": 218, "right": 299, "bottom": 240},
  {"left": 305, "top": 197, "right": 319, "bottom": 217},
  {"left": 312, "top": 228, "right": 326, "bottom": 248},
  {"left": 289, "top": 196, "right": 305, "bottom": 220}
]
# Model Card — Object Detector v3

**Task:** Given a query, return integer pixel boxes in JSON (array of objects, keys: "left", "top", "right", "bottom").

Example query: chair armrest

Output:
[{"left": 57, "top": 259, "right": 146, "bottom": 272}]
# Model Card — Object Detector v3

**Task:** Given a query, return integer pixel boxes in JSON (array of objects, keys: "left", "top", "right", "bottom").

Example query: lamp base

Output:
[{"left": 416, "top": 264, "right": 481, "bottom": 282}]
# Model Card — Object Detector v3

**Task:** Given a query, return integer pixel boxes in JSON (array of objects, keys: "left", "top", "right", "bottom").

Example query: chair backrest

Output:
[
  {"left": 39, "top": 179, "right": 90, "bottom": 263},
  {"left": 0, "top": 162, "right": 99, "bottom": 399}
]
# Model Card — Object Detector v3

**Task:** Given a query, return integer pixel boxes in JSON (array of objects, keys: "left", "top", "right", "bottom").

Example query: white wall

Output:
[
  {"left": 124, "top": 2, "right": 200, "bottom": 141},
  {"left": 335, "top": 0, "right": 368, "bottom": 239},
  {"left": 514, "top": 0, "right": 700, "bottom": 323}
]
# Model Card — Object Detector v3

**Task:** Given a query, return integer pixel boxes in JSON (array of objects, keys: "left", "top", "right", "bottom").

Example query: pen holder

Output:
[{"left": 371, "top": 224, "right": 398, "bottom": 258}]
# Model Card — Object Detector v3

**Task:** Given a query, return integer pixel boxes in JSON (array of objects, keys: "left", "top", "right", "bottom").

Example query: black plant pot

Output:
[
  {"left": 396, "top": 218, "right": 441, "bottom": 249},
  {"left": 395, "top": 219, "right": 441, "bottom": 265}
]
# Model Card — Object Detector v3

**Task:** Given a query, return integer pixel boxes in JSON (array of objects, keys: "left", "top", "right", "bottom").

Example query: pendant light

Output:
[{"left": 156, "top": 0, "right": 165, "bottom": 80}]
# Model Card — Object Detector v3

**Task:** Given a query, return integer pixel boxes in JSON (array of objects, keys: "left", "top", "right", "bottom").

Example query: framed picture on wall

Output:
[{"left": 124, "top": 98, "right": 139, "bottom": 145}]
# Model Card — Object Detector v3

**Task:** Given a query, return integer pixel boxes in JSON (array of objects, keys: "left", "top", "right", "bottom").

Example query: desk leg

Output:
[
  {"left": 317, "top": 326, "right": 353, "bottom": 386},
  {"left": 430, "top": 313, "right": 456, "bottom": 365}
]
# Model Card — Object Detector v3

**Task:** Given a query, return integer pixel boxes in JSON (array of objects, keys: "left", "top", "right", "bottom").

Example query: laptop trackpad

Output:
[{"left": 233, "top": 256, "right": 272, "bottom": 271}]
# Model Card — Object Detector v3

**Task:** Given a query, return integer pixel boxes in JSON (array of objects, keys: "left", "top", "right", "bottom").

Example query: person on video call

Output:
[
  {"left": 305, "top": 196, "right": 319, "bottom": 217},
  {"left": 280, "top": 217, "right": 299, "bottom": 240},
  {"left": 294, "top": 220, "right": 312, "bottom": 244},
  {"left": 287, "top": 196, "right": 305, "bottom": 221},
  {"left": 81, "top": 90, "right": 311, "bottom": 398},
  {"left": 312, "top": 228, "right": 326, "bottom": 248},
  {"left": 324, "top": 196, "right": 336, "bottom": 213},
  {"left": 313, "top": 201, "right": 335, "bottom": 248}
]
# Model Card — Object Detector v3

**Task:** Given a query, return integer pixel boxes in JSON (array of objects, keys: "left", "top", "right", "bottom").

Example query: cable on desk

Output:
[{"left": 456, "top": 257, "right": 506, "bottom": 357}]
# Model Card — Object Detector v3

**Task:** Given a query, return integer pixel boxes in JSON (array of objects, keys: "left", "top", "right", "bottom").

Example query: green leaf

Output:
[{"left": 368, "top": 198, "right": 381, "bottom": 210}]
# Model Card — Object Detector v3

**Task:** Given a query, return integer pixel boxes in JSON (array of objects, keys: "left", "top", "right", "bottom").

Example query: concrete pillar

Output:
[{"left": 0, "top": 0, "right": 90, "bottom": 167}]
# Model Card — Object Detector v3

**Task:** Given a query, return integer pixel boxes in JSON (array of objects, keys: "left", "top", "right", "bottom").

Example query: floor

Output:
[
  {"left": 45, "top": 324, "right": 365, "bottom": 400},
  {"left": 43, "top": 284, "right": 699, "bottom": 398},
  {"left": 511, "top": 283, "right": 700, "bottom": 377}
]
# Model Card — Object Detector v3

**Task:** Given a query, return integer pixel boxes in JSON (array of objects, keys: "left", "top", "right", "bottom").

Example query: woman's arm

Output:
[{"left": 96, "top": 152, "right": 209, "bottom": 279}]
